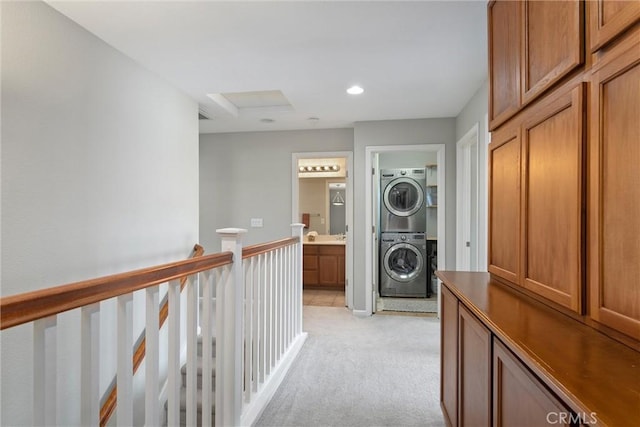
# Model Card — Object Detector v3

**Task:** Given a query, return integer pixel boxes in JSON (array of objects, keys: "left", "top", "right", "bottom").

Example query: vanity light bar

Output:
[{"left": 298, "top": 165, "right": 340, "bottom": 172}]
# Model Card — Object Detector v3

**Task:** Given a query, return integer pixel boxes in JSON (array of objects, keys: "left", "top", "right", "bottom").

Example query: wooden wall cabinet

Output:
[
  {"left": 488, "top": 125, "right": 521, "bottom": 284},
  {"left": 493, "top": 340, "right": 572, "bottom": 427},
  {"left": 489, "top": 0, "right": 584, "bottom": 130},
  {"left": 303, "top": 244, "right": 345, "bottom": 288},
  {"left": 521, "top": 0, "right": 584, "bottom": 105},
  {"left": 440, "top": 286, "right": 458, "bottom": 427},
  {"left": 489, "top": 0, "right": 522, "bottom": 129},
  {"left": 521, "top": 84, "right": 584, "bottom": 313},
  {"left": 588, "top": 36, "right": 640, "bottom": 340},
  {"left": 458, "top": 305, "right": 491, "bottom": 427},
  {"left": 588, "top": 0, "right": 640, "bottom": 52}
]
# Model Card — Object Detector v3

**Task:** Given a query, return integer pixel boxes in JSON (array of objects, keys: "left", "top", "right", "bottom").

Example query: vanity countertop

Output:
[{"left": 303, "top": 235, "right": 346, "bottom": 245}]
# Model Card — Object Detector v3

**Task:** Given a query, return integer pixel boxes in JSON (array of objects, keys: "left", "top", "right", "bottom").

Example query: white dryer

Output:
[{"left": 380, "top": 168, "right": 427, "bottom": 232}]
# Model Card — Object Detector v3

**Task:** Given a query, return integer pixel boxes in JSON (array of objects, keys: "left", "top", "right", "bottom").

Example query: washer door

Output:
[
  {"left": 383, "top": 242, "right": 424, "bottom": 282},
  {"left": 383, "top": 177, "right": 424, "bottom": 217}
]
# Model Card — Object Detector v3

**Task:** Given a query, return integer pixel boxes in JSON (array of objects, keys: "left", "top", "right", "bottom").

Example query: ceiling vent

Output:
[{"left": 198, "top": 109, "right": 212, "bottom": 120}]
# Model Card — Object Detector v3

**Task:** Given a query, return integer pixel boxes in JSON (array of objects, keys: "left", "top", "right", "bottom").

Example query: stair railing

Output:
[
  {"left": 0, "top": 224, "right": 307, "bottom": 426},
  {"left": 99, "top": 244, "right": 205, "bottom": 426}
]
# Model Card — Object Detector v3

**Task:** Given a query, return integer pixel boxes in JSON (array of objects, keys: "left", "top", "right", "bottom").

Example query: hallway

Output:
[{"left": 303, "top": 289, "right": 346, "bottom": 308}]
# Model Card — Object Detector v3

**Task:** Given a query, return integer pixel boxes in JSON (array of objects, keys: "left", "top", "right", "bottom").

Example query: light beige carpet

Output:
[{"left": 256, "top": 306, "right": 445, "bottom": 427}]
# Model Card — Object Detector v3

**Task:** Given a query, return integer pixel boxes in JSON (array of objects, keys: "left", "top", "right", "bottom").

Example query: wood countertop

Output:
[{"left": 436, "top": 271, "right": 640, "bottom": 427}]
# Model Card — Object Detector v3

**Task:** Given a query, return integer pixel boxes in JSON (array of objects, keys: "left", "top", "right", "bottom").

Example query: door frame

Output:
[
  {"left": 292, "top": 151, "right": 354, "bottom": 309},
  {"left": 365, "top": 144, "right": 446, "bottom": 316},
  {"left": 456, "top": 124, "right": 479, "bottom": 270}
]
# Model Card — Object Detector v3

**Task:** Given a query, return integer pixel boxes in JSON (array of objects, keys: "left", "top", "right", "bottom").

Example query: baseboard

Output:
[
  {"left": 240, "top": 332, "right": 308, "bottom": 426},
  {"left": 352, "top": 309, "right": 371, "bottom": 317}
]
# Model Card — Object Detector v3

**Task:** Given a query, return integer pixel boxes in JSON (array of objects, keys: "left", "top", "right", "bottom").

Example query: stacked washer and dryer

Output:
[{"left": 379, "top": 168, "right": 429, "bottom": 298}]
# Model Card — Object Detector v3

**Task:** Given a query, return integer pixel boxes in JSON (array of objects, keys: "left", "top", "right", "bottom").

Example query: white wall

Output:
[
  {"left": 353, "top": 118, "right": 456, "bottom": 310},
  {"left": 199, "top": 129, "right": 354, "bottom": 250},
  {"left": 1, "top": 2, "right": 199, "bottom": 425}
]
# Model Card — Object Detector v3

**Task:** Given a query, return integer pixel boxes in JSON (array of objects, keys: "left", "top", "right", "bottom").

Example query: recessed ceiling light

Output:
[{"left": 347, "top": 85, "right": 364, "bottom": 95}]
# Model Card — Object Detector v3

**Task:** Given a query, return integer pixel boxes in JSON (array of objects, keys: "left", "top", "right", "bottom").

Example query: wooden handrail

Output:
[
  {"left": 242, "top": 236, "right": 299, "bottom": 259},
  {"left": 100, "top": 244, "right": 205, "bottom": 426},
  {"left": 0, "top": 248, "right": 232, "bottom": 330}
]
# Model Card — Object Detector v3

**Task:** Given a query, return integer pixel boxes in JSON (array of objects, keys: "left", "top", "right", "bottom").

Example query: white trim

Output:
[
  {"left": 365, "top": 144, "right": 446, "bottom": 317},
  {"left": 292, "top": 151, "right": 354, "bottom": 309},
  {"left": 352, "top": 310, "right": 370, "bottom": 318},
  {"left": 456, "top": 123, "right": 479, "bottom": 271},
  {"left": 240, "top": 332, "right": 308, "bottom": 426}
]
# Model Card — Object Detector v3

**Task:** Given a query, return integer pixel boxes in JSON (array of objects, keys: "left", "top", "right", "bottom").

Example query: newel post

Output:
[
  {"left": 216, "top": 227, "right": 247, "bottom": 427},
  {"left": 291, "top": 223, "right": 305, "bottom": 335}
]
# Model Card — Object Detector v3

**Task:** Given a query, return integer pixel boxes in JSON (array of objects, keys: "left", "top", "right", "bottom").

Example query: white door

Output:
[{"left": 457, "top": 125, "right": 479, "bottom": 271}]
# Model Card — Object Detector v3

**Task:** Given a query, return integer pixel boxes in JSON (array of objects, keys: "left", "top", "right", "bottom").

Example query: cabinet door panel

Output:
[
  {"left": 493, "top": 339, "right": 572, "bottom": 427},
  {"left": 458, "top": 305, "right": 491, "bottom": 427},
  {"left": 589, "top": 0, "right": 640, "bottom": 52},
  {"left": 589, "top": 43, "right": 640, "bottom": 340},
  {"left": 522, "top": 0, "right": 583, "bottom": 104},
  {"left": 489, "top": 126, "right": 521, "bottom": 284},
  {"left": 489, "top": 0, "right": 522, "bottom": 130},
  {"left": 318, "top": 255, "right": 338, "bottom": 285},
  {"left": 522, "top": 85, "right": 584, "bottom": 313},
  {"left": 440, "top": 286, "right": 458, "bottom": 427}
]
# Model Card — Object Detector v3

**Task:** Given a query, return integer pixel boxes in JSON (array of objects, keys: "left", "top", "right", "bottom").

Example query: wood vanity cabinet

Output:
[{"left": 303, "top": 244, "right": 345, "bottom": 288}]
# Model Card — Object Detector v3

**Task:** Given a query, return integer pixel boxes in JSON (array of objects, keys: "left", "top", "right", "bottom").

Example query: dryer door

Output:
[
  {"left": 383, "top": 242, "right": 424, "bottom": 282},
  {"left": 383, "top": 177, "right": 424, "bottom": 217}
]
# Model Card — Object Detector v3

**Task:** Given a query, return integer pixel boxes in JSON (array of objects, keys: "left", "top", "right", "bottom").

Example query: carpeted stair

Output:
[{"left": 164, "top": 335, "right": 216, "bottom": 426}]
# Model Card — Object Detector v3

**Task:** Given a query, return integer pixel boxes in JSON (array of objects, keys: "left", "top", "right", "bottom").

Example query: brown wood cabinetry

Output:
[
  {"left": 588, "top": 36, "right": 640, "bottom": 341},
  {"left": 493, "top": 340, "right": 572, "bottom": 427},
  {"left": 303, "top": 244, "right": 345, "bottom": 288},
  {"left": 440, "top": 286, "right": 458, "bottom": 427},
  {"left": 488, "top": 125, "right": 521, "bottom": 284},
  {"left": 489, "top": 0, "right": 584, "bottom": 130},
  {"left": 437, "top": 271, "right": 640, "bottom": 427},
  {"left": 588, "top": 0, "right": 640, "bottom": 52},
  {"left": 489, "top": 0, "right": 522, "bottom": 129},
  {"left": 458, "top": 305, "right": 491, "bottom": 427},
  {"left": 521, "top": 84, "right": 584, "bottom": 313},
  {"left": 488, "top": 0, "right": 639, "bottom": 337},
  {"left": 521, "top": 0, "right": 583, "bottom": 105}
]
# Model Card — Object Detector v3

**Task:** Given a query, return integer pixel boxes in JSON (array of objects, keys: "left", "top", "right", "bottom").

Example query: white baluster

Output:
[
  {"left": 266, "top": 250, "right": 273, "bottom": 373},
  {"left": 167, "top": 279, "right": 181, "bottom": 427},
  {"left": 186, "top": 275, "right": 197, "bottom": 427},
  {"left": 201, "top": 270, "right": 214, "bottom": 427},
  {"left": 244, "top": 258, "right": 253, "bottom": 403},
  {"left": 81, "top": 304, "right": 100, "bottom": 426},
  {"left": 258, "top": 253, "right": 266, "bottom": 384},
  {"left": 291, "top": 223, "right": 304, "bottom": 336},
  {"left": 215, "top": 267, "right": 225, "bottom": 427},
  {"left": 33, "top": 316, "right": 56, "bottom": 426},
  {"left": 117, "top": 294, "right": 133, "bottom": 426},
  {"left": 145, "top": 287, "right": 160, "bottom": 426},
  {"left": 252, "top": 255, "right": 260, "bottom": 393},
  {"left": 216, "top": 228, "right": 247, "bottom": 427}
]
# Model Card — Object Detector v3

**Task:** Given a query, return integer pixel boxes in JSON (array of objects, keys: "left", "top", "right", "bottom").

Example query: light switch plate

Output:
[{"left": 250, "top": 218, "right": 263, "bottom": 228}]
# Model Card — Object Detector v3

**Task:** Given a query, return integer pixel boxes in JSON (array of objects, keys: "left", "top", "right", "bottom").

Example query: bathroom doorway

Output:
[{"left": 292, "top": 151, "right": 353, "bottom": 310}]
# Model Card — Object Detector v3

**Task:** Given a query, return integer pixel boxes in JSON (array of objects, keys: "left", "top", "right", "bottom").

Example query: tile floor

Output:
[{"left": 303, "top": 289, "right": 346, "bottom": 307}]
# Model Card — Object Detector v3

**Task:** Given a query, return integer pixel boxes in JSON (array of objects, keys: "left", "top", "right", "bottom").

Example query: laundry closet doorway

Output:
[
  {"left": 292, "top": 151, "right": 354, "bottom": 310},
  {"left": 365, "top": 144, "right": 446, "bottom": 317}
]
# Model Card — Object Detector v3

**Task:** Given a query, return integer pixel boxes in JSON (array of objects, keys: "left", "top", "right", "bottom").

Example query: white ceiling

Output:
[{"left": 47, "top": 1, "right": 488, "bottom": 134}]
